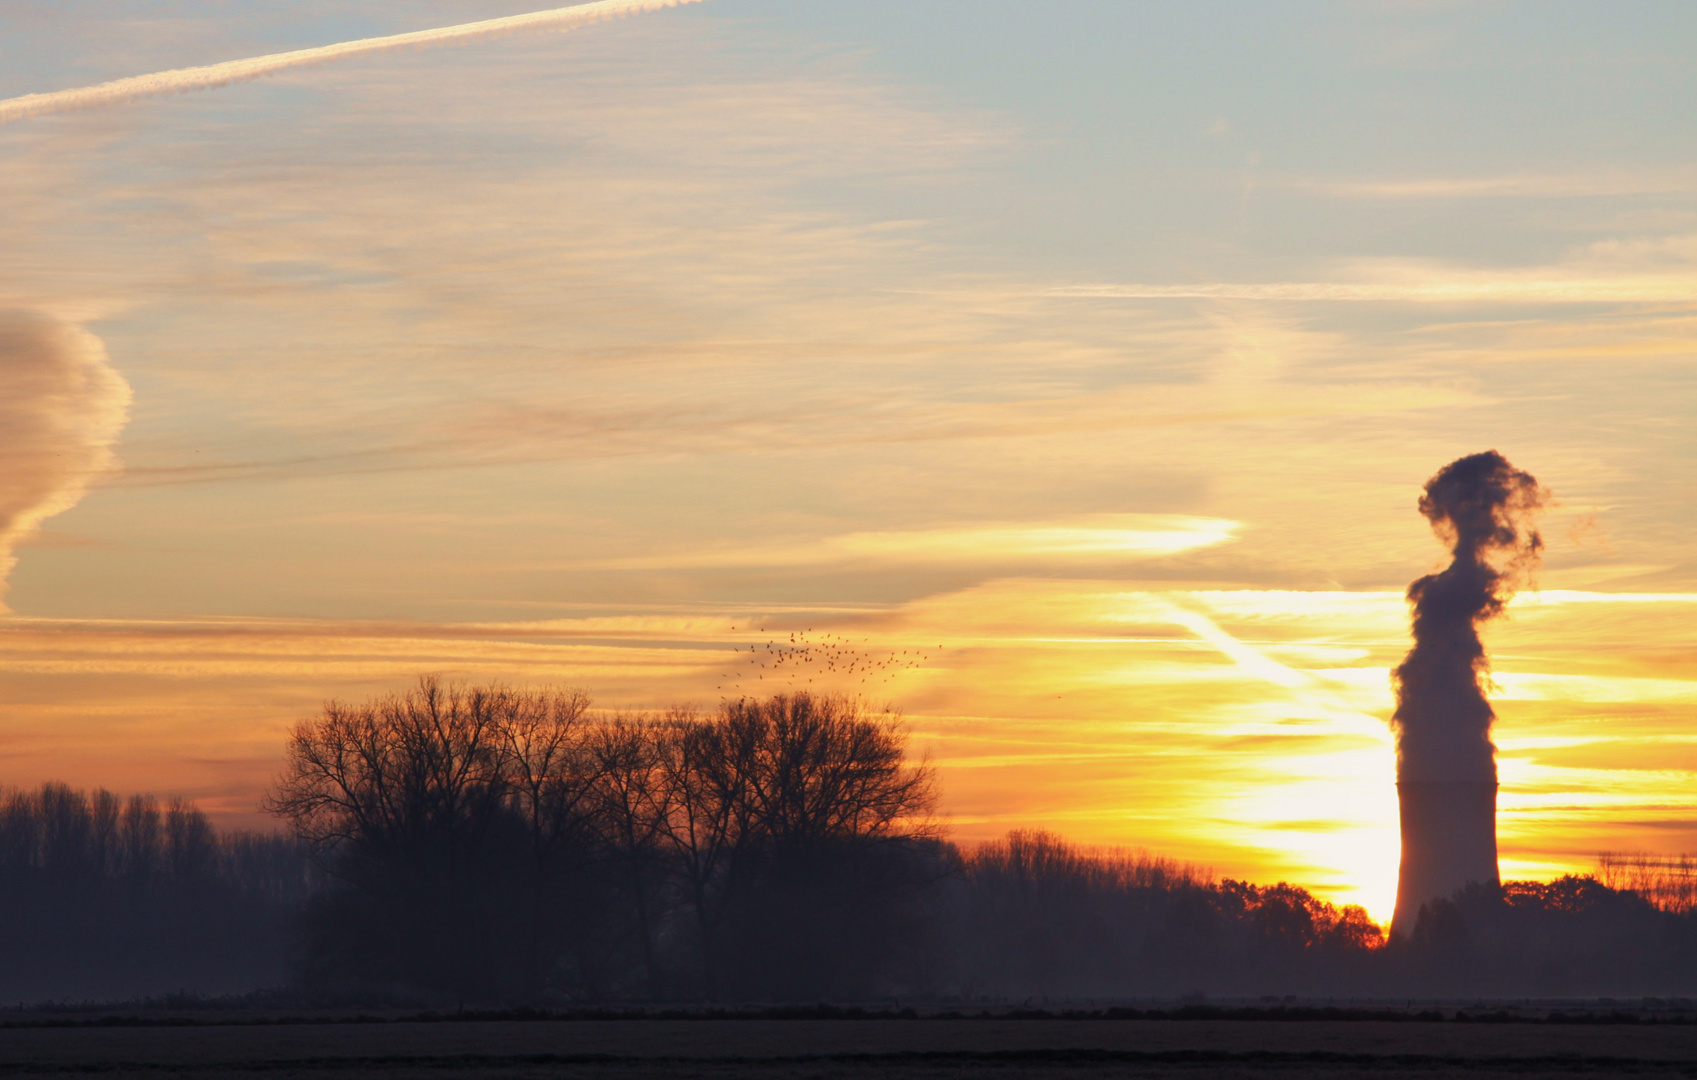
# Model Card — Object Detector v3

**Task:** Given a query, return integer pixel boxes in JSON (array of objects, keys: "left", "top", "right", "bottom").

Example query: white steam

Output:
[
  {"left": 0, "top": 0, "right": 704, "bottom": 126},
  {"left": 0, "top": 312, "right": 131, "bottom": 609}
]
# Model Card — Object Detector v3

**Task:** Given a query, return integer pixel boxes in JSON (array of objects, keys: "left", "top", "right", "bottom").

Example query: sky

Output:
[{"left": 3, "top": 0, "right": 1696, "bottom": 922}]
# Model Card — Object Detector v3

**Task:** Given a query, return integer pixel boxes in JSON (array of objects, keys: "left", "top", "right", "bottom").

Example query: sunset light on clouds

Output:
[{"left": 3, "top": 0, "right": 1697, "bottom": 932}]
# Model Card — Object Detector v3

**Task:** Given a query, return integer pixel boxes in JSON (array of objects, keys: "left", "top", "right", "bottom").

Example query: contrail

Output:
[{"left": 0, "top": 0, "right": 704, "bottom": 127}]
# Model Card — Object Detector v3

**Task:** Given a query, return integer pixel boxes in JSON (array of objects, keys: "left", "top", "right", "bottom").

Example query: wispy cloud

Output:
[
  {"left": 577, "top": 515, "right": 1241, "bottom": 570},
  {"left": 1047, "top": 278, "right": 1697, "bottom": 304},
  {"left": 0, "top": 0, "right": 705, "bottom": 126},
  {"left": 1280, "top": 166, "right": 1697, "bottom": 201}
]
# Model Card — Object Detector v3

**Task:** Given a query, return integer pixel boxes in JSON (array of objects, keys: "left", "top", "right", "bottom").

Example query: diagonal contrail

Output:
[{"left": 0, "top": 0, "right": 705, "bottom": 127}]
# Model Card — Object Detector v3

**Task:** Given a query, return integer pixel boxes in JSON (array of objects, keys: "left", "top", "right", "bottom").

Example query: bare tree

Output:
[
  {"left": 653, "top": 705, "right": 756, "bottom": 997},
  {"left": 266, "top": 676, "right": 511, "bottom": 856},
  {"left": 587, "top": 716, "right": 675, "bottom": 997},
  {"left": 496, "top": 686, "right": 598, "bottom": 858},
  {"left": 655, "top": 693, "right": 939, "bottom": 999},
  {"left": 265, "top": 677, "right": 530, "bottom": 995},
  {"left": 265, "top": 682, "right": 939, "bottom": 1001},
  {"left": 493, "top": 685, "right": 601, "bottom": 997},
  {"left": 725, "top": 693, "right": 937, "bottom": 850}
]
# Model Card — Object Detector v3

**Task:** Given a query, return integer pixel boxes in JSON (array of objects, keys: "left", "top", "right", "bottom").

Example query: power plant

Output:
[
  {"left": 1389, "top": 451, "right": 1544, "bottom": 935},
  {"left": 1393, "top": 780, "right": 1500, "bottom": 933}
]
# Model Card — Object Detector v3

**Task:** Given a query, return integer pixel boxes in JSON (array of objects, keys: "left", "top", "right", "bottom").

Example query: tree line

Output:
[
  {"left": 0, "top": 784, "right": 308, "bottom": 1001},
  {"left": 264, "top": 678, "right": 939, "bottom": 1002},
  {"left": 4, "top": 678, "right": 1697, "bottom": 1003}
]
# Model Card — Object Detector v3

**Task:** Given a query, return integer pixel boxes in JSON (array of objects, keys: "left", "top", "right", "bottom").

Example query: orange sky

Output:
[{"left": 3, "top": 577, "right": 1693, "bottom": 923}]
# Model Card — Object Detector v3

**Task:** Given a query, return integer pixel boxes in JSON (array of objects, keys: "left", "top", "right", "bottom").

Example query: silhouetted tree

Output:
[
  {"left": 491, "top": 684, "right": 602, "bottom": 998},
  {"left": 652, "top": 707, "right": 746, "bottom": 997},
  {"left": 0, "top": 782, "right": 306, "bottom": 1001},
  {"left": 266, "top": 678, "right": 548, "bottom": 997},
  {"left": 586, "top": 718, "right": 675, "bottom": 998},
  {"left": 266, "top": 682, "right": 938, "bottom": 1002},
  {"left": 700, "top": 694, "right": 940, "bottom": 1000},
  {"left": 1385, "top": 876, "right": 1697, "bottom": 997},
  {"left": 949, "top": 830, "right": 1216, "bottom": 997}
]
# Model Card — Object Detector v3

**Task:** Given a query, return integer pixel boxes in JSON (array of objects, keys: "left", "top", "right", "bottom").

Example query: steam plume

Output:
[
  {"left": 0, "top": 0, "right": 704, "bottom": 127},
  {"left": 0, "top": 312, "right": 131, "bottom": 609},
  {"left": 1391, "top": 451, "right": 1546, "bottom": 783}
]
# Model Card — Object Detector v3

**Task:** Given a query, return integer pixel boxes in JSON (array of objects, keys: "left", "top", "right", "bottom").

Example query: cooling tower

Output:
[
  {"left": 1388, "top": 451, "right": 1541, "bottom": 939},
  {"left": 1391, "top": 780, "right": 1499, "bottom": 935}
]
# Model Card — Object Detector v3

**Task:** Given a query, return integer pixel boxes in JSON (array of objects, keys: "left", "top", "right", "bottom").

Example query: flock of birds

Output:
[{"left": 715, "top": 628, "right": 939, "bottom": 698}]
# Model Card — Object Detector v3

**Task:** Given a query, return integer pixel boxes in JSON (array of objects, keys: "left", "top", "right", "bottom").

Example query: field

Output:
[{"left": 4, "top": 1014, "right": 1697, "bottom": 1079}]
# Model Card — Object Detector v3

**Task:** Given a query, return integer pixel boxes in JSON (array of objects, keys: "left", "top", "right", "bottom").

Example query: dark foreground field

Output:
[{"left": 5, "top": 1016, "right": 1697, "bottom": 1079}]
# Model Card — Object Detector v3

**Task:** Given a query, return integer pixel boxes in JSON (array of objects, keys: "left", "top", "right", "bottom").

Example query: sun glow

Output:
[{"left": 3, "top": 584, "right": 1693, "bottom": 926}]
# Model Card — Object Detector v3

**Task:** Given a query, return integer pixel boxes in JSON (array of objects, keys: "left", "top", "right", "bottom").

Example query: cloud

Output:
[
  {"left": 1280, "top": 166, "right": 1697, "bottom": 201},
  {"left": 574, "top": 514, "right": 1242, "bottom": 570},
  {"left": 1044, "top": 237, "right": 1697, "bottom": 309},
  {"left": 0, "top": 0, "right": 705, "bottom": 126},
  {"left": 7, "top": 0, "right": 1692, "bottom": 617},
  {"left": 1046, "top": 278, "right": 1697, "bottom": 304},
  {"left": 0, "top": 311, "right": 131, "bottom": 609}
]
